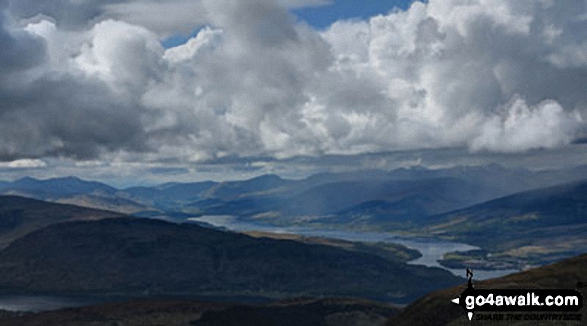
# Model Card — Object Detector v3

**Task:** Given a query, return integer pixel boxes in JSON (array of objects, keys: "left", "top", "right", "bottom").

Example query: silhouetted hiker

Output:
[{"left": 466, "top": 268, "right": 474, "bottom": 289}]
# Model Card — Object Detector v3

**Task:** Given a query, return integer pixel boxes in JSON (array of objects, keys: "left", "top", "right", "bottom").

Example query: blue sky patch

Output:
[
  {"left": 293, "top": 0, "right": 424, "bottom": 29},
  {"left": 161, "top": 26, "right": 205, "bottom": 49},
  {"left": 161, "top": 1, "right": 424, "bottom": 48}
]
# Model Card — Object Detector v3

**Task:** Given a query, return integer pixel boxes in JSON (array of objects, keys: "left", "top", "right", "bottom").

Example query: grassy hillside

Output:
[{"left": 243, "top": 230, "right": 422, "bottom": 262}]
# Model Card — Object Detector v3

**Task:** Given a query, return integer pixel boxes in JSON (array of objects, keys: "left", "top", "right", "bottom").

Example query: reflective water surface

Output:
[{"left": 191, "top": 215, "right": 520, "bottom": 280}]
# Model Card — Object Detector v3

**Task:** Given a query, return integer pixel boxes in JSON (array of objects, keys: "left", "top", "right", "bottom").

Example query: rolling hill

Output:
[
  {"left": 0, "top": 217, "right": 461, "bottom": 302},
  {"left": 0, "top": 177, "right": 149, "bottom": 214},
  {"left": 0, "top": 195, "right": 123, "bottom": 249},
  {"left": 417, "top": 180, "right": 587, "bottom": 267},
  {"left": 0, "top": 177, "right": 117, "bottom": 198},
  {"left": 3, "top": 254, "right": 585, "bottom": 326}
]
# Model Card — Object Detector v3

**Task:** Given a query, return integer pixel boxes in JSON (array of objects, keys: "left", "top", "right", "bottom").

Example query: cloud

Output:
[
  {"left": 0, "top": 159, "right": 47, "bottom": 169},
  {"left": 0, "top": 0, "right": 586, "bottom": 165},
  {"left": 470, "top": 97, "right": 582, "bottom": 152},
  {"left": 7, "top": 0, "right": 330, "bottom": 35},
  {"left": 0, "top": 10, "right": 46, "bottom": 75},
  {"left": 315, "top": 0, "right": 586, "bottom": 152},
  {"left": 0, "top": 19, "right": 154, "bottom": 160}
]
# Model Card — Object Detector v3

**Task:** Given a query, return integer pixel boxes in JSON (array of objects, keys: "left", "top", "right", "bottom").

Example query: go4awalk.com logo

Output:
[{"left": 451, "top": 269, "right": 583, "bottom": 322}]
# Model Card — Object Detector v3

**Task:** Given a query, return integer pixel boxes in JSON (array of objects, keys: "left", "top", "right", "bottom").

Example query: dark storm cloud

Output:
[
  {"left": 0, "top": 75, "right": 150, "bottom": 160},
  {"left": 8, "top": 0, "right": 112, "bottom": 29},
  {"left": 0, "top": 11, "right": 45, "bottom": 75}
]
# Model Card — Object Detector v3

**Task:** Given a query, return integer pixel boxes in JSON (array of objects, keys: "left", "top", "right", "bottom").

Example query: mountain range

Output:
[
  {"left": 2, "top": 164, "right": 586, "bottom": 272},
  {"left": 2, "top": 164, "right": 587, "bottom": 226},
  {"left": 0, "top": 165, "right": 586, "bottom": 325}
]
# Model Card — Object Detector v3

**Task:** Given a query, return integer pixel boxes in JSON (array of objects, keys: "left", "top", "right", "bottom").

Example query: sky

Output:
[{"left": 1, "top": 0, "right": 587, "bottom": 186}]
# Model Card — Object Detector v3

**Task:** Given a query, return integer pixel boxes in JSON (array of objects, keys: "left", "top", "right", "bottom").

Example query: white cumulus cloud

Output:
[
  {"left": 0, "top": 0, "right": 586, "bottom": 164},
  {"left": 470, "top": 98, "right": 582, "bottom": 152}
]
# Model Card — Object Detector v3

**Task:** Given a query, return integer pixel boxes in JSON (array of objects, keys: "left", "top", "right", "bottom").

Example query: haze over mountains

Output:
[
  {"left": 0, "top": 164, "right": 586, "bottom": 325},
  {"left": 1, "top": 0, "right": 586, "bottom": 324},
  {"left": 2, "top": 164, "right": 587, "bottom": 225},
  {"left": 420, "top": 181, "right": 587, "bottom": 267},
  {"left": 2, "top": 164, "right": 586, "bottom": 271}
]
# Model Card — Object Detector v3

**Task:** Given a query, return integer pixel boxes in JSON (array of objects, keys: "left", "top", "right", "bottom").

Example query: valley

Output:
[
  {"left": 190, "top": 214, "right": 519, "bottom": 280},
  {"left": 2, "top": 1, "right": 586, "bottom": 324},
  {"left": 0, "top": 165, "right": 585, "bottom": 325},
  {"left": 0, "top": 199, "right": 462, "bottom": 304}
]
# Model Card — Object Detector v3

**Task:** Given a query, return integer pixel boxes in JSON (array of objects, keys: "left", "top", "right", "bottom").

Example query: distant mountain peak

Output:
[
  {"left": 250, "top": 174, "right": 283, "bottom": 181},
  {"left": 14, "top": 176, "right": 39, "bottom": 183},
  {"left": 55, "top": 176, "right": 83, "bottom": 181}
]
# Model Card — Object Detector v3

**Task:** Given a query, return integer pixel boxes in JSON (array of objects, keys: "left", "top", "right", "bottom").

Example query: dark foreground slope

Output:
[
  {"left": 0, "top": 297, "right": 398, "bottom": 326},
  {"left": 3, "top": 255, "right": 585, "bottom": 326},
  {"left": 0, "top": 196, "right": 123, "bottom": 249},
  {"left": 0, "top": 218, "right": 461, "bottom": 302},
  {"left": 386, "top": 254, "right": 587, "bottom": 326}
]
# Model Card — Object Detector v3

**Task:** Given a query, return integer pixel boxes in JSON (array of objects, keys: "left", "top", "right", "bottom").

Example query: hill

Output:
[
  {"left": 386, "top": 253, "right": 587, "bottom": 326},
  {"left": 0, "top": 177, "right": 149, "bottom": 214},
  {"left": 0, "top": 195, "right": 123, "bottom": 249},
  {"left": 0, "top": 297, "right": 399, "bottom": 326},
  {"left": 418, "top": 181, "right": 587, "bottom": 268},
  {"left": 0, "top": 217, "right": 461, "bottom": 302},
  {"left": 0, "top": 177, "right": 117, "bottom": 198},
  {"left": 4, "top": 254, "right": 585, "bottom": 326}
]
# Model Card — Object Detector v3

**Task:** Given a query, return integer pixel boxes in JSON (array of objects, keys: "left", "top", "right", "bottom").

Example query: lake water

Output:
[
  {"left": 0, "top": 215, "right": 518, "bottom": 313},
  {"left": 190, "top": 215, "right": 520, "bottom": 280}
]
